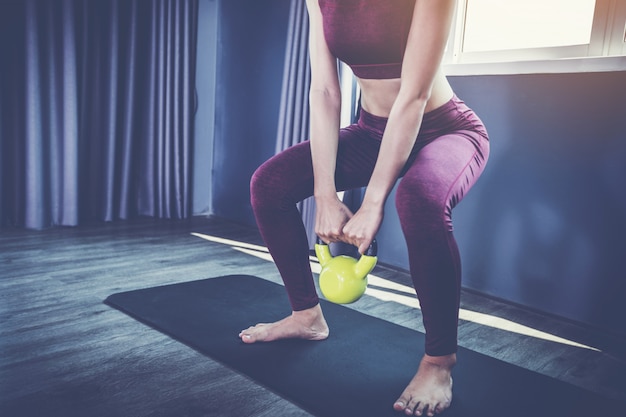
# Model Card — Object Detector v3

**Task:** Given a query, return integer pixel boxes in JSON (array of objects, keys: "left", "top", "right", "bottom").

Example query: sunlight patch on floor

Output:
[
  {"left": 191, "top": 232, "right": 599, "bottom": 352},
  {"left": 364, "top": 284, "right": 599, "bottom": 351},
  {"left": 191, "top": 232, "right": 268, "bottom": 253}
]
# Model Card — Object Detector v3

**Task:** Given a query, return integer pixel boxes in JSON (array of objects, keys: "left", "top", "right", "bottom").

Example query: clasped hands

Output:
[{"left": 314, "top": 195, "right": 383, "bottom": 255}]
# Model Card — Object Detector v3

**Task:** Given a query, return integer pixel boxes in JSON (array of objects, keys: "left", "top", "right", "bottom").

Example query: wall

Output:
[
  {"left": 194, "top": 2, "right": 626, "bottom": 337},
  {"left": 457, "top": 72, "right": 626, "bottom": 337},
  {"left": 376, "top": 71, "right": 626, "bottom": 337}
]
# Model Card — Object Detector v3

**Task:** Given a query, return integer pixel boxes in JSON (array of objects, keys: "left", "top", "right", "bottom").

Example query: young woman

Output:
[{"left": 239, "top": 0, "right": 490, "bottom": 415}]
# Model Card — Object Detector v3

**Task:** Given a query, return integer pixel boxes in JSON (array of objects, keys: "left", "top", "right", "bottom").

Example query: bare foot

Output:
[
  {"left": 239, "top": 304, "right": 329, "bottom": 343},
  {"left": 393, "top": 353, "right": 456, "bottom": 416}
]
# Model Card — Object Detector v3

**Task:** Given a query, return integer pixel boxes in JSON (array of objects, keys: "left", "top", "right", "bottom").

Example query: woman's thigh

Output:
[
  {"left": 252, "top": 125, "right": 381, "bottom": 205},
  {"left": 396, "top": 131, "right": 489, "bottom": 230}
]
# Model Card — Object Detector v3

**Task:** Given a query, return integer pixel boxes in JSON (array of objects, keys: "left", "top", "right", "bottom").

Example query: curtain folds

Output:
[
  {"left": 275, "top": 0, "right": 317, "bottom": 248},
  {"left": 275, "top": 0, "right": 310, "bottom": 155},
  {"left": 0, "top": 0, "right": 198, "bottom": 229}
]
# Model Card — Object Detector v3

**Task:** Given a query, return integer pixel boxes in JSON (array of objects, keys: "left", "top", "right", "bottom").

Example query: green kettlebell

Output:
[{"left": 314, "top": 237, "right": 378, "bottom": 304}]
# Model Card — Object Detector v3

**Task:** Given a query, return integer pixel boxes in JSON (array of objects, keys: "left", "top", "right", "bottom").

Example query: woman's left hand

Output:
[{"left": 341, "top": 202, "right": 384, "bottom": 254}]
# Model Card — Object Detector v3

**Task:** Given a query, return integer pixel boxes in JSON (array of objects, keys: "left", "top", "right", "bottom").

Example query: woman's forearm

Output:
[
  {"left": 309, "top": 87, "right": 342, "bottom": 200},
  {"left": 362, "top": 95, "right": 428, "bottom": 207}
]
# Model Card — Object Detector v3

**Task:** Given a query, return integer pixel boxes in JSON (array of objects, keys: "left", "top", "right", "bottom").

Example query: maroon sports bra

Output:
[{"left": 319, "top": 0, "right": 416, "bottom": 79}]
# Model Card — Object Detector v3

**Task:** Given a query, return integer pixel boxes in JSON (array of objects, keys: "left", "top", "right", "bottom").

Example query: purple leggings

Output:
[{"left": 250, "top": 95, "right": 489, "bottom": 356}]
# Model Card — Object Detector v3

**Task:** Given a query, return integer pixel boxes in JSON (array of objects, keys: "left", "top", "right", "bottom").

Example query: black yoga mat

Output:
[{"left": 105, "top": 275, "right": 623, "bottom": 417}]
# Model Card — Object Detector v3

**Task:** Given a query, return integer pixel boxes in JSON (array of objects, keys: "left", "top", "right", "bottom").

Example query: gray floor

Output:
[{"left": 1, "top": 216, "right": 625, "bottom": 416}]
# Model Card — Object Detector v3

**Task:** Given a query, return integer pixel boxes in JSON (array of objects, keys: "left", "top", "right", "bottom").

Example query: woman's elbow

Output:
[{"left": 309, "top": 86, "right": 342, "bottom": 108}]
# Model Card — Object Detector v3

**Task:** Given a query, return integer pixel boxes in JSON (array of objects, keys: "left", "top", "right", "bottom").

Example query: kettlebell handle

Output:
[{"left": 315, "top": 236, "right": 378, "bottom": 257}]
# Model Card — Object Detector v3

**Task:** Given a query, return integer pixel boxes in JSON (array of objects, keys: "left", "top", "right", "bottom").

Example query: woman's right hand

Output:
[{"left": 314, "top": 195, "right": 353, "bottom": 244}]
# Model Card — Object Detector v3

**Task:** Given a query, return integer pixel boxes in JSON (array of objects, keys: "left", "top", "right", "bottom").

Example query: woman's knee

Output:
[
  {"left": 250, "top": 147, "right": 313, "bottom": 211},
  {"left": 250, "top": 160, "right": 281, "bottom": 210}
]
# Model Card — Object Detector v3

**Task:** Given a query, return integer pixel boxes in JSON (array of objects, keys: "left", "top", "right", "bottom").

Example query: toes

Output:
[
  {"left": 430, "top": 401, "right": 450, "bottom": 415},
  {"left": 403, "top": 399, "right": 421, "bottom": 416},
  {"left": 393, "top": 399, "right": 406, "bottom": 412},
  {"left": 394, "top": 396, "right": 426, "bottom": 416},
  {"left": 239, "top": 325, "right": 257, "bottom": 336},
  {"left": 239, "top": 325, "right": 263, "bottom": 343},
  {"left": 423, "top": 401, "right": 445, "bottom": 416},
  {"left": 413, "top": 400, "right": 434, "bottom": 416},
  {"left": 394, "top": 395, "right": 417, "bottom": 415},
  {"left": 395, "top": 396, "right": 449, "bottom": 416},
  {"left": 238, "top": 329, "right": 253, "bottom": 342}
]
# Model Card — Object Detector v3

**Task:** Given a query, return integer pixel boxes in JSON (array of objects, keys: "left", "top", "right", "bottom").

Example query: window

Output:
[
  {"left": 463, "top": 0, "right": 596, "bottom": 52},
  {"left": 444, "top": 0, "right": 626, "bottom": 73}
]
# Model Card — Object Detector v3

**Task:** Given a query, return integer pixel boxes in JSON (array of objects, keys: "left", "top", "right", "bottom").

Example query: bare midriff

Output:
[{"left": 357, "top": 69, "right": 454, "bottom": 118}]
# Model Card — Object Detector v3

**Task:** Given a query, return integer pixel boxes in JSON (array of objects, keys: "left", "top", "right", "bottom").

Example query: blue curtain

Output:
[
  {"left": 275, "top": 0, "right": 310, "bottom": 155},
  {"left": 275, "top": 0, "right": 317, "bottom": 248},
  {"left": 0, "top": 0, "right": 198, "bottom": 229}
]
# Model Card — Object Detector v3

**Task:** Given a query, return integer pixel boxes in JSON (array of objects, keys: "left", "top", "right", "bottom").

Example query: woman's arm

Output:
[
  {"left": 344, "top": 0, "right": 458, "bottom": 253},
  {"left": 305, "top": 0, "right": 353, "bottom": 242}
]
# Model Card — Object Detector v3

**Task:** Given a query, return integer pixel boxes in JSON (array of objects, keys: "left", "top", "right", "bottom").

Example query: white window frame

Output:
[{"left": 443, "top": 0, "right": 626, "bottom": 75}]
